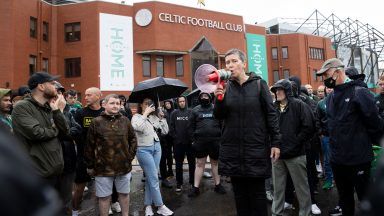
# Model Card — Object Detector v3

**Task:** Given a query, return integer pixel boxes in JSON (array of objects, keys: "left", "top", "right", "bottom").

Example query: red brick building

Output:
[{"left": 0, "top": 0, "right": 334, "bottom": 98}]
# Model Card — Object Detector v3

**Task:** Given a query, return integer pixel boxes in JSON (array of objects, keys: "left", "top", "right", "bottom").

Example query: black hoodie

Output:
[
  {"left": 169, "top": 96, "right": 192, "bottom": 145},
  {"left": 189, "top": 92, "right": 221, "bottom": 144},
  {"left": 272, "top": 79, "right": 315, "bottom": 159}
]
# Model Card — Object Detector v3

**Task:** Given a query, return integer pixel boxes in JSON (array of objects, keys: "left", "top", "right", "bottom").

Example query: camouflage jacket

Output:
[{"left": 85, "top": 112, "right": 137, "bottom": 176}]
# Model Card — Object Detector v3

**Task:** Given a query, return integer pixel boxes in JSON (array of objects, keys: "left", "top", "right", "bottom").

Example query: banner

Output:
[
  {"left": 99, "top": 13, "right": 134, "bottom": 91},
  {"left": 246, "top": 33, "right": 268, "bottom": 83}
]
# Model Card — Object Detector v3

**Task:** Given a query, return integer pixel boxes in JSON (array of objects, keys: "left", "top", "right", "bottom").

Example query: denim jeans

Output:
[
  {"left": 137, "top": 142, "right": 163, "bottom": 206},
  {"left": 321, "top": 136, "right": 333, "bottom": 182}
]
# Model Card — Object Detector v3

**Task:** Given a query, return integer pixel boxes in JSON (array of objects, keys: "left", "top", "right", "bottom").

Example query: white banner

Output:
[{"left": 100, "top": 13, "right": 134, "bottom": 91}]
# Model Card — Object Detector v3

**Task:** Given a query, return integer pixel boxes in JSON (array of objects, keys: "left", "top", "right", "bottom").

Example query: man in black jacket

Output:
[
  {"left": 317, "top": 58, "right": 384, "bottom": 216},
  {"left": 214, "top": 49, "right": 281, "bottom": 216},
  {"left": 270, "top": 79, "right": 313, "bottom": 216},
  {"left": 188, "top": 92, "right": 226, "bottom": 197},
  {"left": 170, "top": 96, "right": 195, "bottom": 192}
]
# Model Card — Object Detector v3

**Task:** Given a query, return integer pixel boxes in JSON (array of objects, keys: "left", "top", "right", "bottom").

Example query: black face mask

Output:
[
  {"left": 200, "top": 98, "right": 210, "bottom": 106},
  {"left": 324, "top": 72, "right": 338, "bottom": 89}
]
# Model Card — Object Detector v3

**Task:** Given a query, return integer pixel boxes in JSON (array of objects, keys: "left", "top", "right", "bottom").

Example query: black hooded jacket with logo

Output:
[
  {"left": 189, "top": 93, "right": 221, "bottom": 144},
  {"left": 170, "top": 100, "right": 192, "bottom": 145}
]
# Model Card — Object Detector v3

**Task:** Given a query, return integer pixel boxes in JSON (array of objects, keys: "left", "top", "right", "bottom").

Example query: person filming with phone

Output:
[{"left": 213, "top": 48, "right": 281, "bottom": 216}]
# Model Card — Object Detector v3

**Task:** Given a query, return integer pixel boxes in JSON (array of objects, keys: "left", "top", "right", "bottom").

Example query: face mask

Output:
[
  {"left": 324, "top": 72, "right": 338, "bottom": 89},
  {"left": 200, "top": 98, "right": 210, "bottom": 106}
]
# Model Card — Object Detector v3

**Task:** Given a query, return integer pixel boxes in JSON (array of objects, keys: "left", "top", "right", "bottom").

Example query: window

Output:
[
  {"left": 309, "top": 47, "right": 324, "bottom": 60},
  {"left": 142, "top": 55, "right": 151, "bottom": 77},
  {"left": 282, "top": 47, "right": 288, "bottom": 59},
  {"left": 65, "top": 58, "right": 81, "bottom": 77},
  {"left": 272, "top": 47, "right": 278, "bottom": 60},
  {"left": 176, "top": 55, "right": 184, "bottom": 76},
  {"left": 156, "top": 56, "right": 164, "bottom": 77},
  {"left": 42, "top": 58, "right": 49, "bottom": 72},
  {"left": 29, "top": 55, "right": 37, "bottom": 75},
  {"left": 273, "top": 70, "right": 280, "bottom": 83},
  {"left": 283, "top": 69, "right": 290, "bottom": 79},
  {"left": 43, "top": 22, "right": 49, "bottom": 41},
  {"left": 65, "top": 22, "right": 81, "bottom": 42},
  {"left": 30, "top": 17, "right": 37, "bottom": 38}
]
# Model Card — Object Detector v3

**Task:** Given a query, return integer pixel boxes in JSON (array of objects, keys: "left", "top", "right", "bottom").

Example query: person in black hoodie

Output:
[
  {"left": 317, "top": 58, "right": 384, "bottom": 216},
  {"left": 376, "top": 76, "right": 384, "bottom": 118},
  {"left": 188, "top": 92, "right": 226, "bottom": 197},
  {"left": 160, "top": 99, "right": 175, "bottom": 188},
  {"left": 170, "top": 96, "right": 195, "bottom": 192},
  {"left": 270, "top": 79, "right": 313, "bottom": 216},
  {"left": 54, "top": 82, "right": 82, "bottom": 214},
  {"left": 288, "top": 76, "right": 321, "bottom": 215},
  {"left": 214, "top": 49, "right": 281, "bottom": 216}
]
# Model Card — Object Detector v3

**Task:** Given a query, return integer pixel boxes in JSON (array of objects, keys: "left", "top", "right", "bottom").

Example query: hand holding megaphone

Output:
[{"left": 195, "top": 64, "right": 231, "bottom": 101}]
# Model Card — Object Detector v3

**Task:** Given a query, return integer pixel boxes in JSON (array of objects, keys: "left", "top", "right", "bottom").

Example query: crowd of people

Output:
[{"left": 0, "top": 49, "right": 384, "bottom": 216}]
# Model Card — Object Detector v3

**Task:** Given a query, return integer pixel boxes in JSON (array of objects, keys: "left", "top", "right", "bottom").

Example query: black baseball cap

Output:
[{"left": 28, "top": 72, "right": 60, "bottom": 90}]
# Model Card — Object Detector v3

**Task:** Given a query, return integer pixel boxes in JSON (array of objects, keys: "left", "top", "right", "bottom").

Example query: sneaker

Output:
[
  {"left": 322, "top": 180, "right": 334, "bottom": 190},
  {"left": 203, "top": 171, "right": 212, "bottom": 178},
  {"left": 316, "top": 164, "right": 323, "bottom": 173},
  {"left": 329, "top": 206, "right": 342, "bottom": 216},
  {"left": 175, "top": 184, "right": 182, "bottom": 193},
  {"left": 266, "top": 190, "right": 274, "bottom": 202},
  {"left": 111, "top": 202, "right": 122, "bottom": 213},
  {"left": 72, "top": 210, "right": 79, "bottom": 216},
  {"left": 312, "top": 204, "right": 321, "bottom": 215},
  {"left": 145, "top": 205, "right": 154, "bottom": 216},
  {"left": 157, "top": 205, "right": 174, "bottom": 216},
  {"left": 214, "top": 183, "right": 227, "bottom": 194},
  {"left": 108, "top": 207, "right": 113, "bottom": 215},
  {"left": 84, "top": 186, "right": 89, "bottom": 192},
  {"left": 284, "top": 202, "right": 294, "bottom": 210},
  {"left": 162, "top": 179, "right": 173, "bottom": 188},
  {"left": 188, "top": 186, "right": 200, "bottom": 197}
]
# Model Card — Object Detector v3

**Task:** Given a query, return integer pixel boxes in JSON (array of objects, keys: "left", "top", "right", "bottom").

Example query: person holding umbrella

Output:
[{"left": 131, "top": 98, "right": 173, "bottom": 216}]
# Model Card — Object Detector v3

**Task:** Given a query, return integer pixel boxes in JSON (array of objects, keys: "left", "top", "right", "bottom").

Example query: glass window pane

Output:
[
  {"left": 273, "top": 70, "right": 279, "bottom": 83},
  {"left": 156, "top": 56, "right": 164, "bottom": 77},
  {"left": 272, "top": 48, "right": 278, "bottom": 60},
  {"left": 282, "top": 47, "right": 288, "bottom": 59},
  {"left": 283, "top": 69, "right": 290, "bottom": 79},
  {"left": 142, "top": 55, "right": 151, "bottom": 77},
  {"left": 176, "top": 56, "right": 184, "bottom": 76}
]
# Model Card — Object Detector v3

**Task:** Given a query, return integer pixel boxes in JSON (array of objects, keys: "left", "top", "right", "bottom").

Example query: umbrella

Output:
[{"left": 128, "top": 77, "right": 188, "bottom": 103}]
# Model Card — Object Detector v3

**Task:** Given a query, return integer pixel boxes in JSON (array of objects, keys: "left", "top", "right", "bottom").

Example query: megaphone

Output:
[{"left": 195, "top": 64, "right": 231, "bottom": 101}]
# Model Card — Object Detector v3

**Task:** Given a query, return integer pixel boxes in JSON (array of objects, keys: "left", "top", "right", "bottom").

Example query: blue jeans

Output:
[
  {"left": 137, "top": 142, "right": 163, "bottom": 206},
  {"left": 321, "top": 136, "right": 333, "bottom": 182}
]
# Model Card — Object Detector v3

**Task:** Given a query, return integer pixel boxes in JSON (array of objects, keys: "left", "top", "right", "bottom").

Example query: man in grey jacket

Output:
[{"left": 12, "top": 72, "right": 69, "bottom": 187}]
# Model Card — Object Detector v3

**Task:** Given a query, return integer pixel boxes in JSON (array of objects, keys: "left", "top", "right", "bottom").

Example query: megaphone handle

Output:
[{"left": 217, "top": 80, "right": 225, "bottom": 101}]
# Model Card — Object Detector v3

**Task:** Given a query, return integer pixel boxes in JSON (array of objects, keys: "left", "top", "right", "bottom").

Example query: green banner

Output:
[{"left": 246, "top": 33, "right": 268, "bottom": 83}]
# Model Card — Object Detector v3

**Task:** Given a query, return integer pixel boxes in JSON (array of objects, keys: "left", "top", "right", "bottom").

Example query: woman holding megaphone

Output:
[{"left": 213, "top": 49, "right": 281, "bottom": 216}]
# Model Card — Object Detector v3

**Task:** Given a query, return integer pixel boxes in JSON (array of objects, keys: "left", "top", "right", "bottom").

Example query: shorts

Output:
[
  {"left": 95, "top": 172, "right": 132, "bottom": 197},
  {"left": 74, "top": 158, "right": 91, "bottom": 184},
  {"left": 193, "top": 141, "right": 219, "bottom": 160}
]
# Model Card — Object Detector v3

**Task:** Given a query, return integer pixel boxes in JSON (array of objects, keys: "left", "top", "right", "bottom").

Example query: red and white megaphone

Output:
[{"left": 195, "top": 64, "right": 231, "bottom": 101}]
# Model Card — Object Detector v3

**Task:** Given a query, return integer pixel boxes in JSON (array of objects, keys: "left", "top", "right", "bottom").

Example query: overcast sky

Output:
[{"left": 100, "top": 0, "right": 383, "bottom": 33}]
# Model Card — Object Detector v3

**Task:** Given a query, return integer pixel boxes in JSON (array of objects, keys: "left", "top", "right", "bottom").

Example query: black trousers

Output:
[
  {"left": 332, "top": 162, "right": 371, "bottom": 216},
  {"left": 231, "top": 177, "right": 268, "bottom": 216},
  {"left": 160, "top": 136, "right": 174, "bottom": 179},
  {"left": 174, "top": 143, "right": 195, "bottom": 186}
]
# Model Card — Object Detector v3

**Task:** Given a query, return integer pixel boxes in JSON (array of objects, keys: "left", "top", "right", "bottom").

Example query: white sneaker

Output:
[
  {"left": 311, "top": 204, "right": 321, "bottom": 215},
  {"left": 203, "top": 171, "right": 212, "bottom": 178},
  {"left": 266, "top": 190, "right": 274, "bottom": 202},
  {"left": 284, "top": 202, "right": 294, "bottom": 210},
  {"left": 157, "top": 205, "right": 174, "bottom": 216},
  {"left": 84, "top": 186, "right": 89, "bottom": 192},
  {"left": 72, "top": 210, "right": 79, "bottom": 216},
  {"left": 108, "top": 206, "right": 113, "bottom": 215},
  {"left": 111, "top": 202, "right": 122, "bottom": 213},
  {"left": 145, "top": 205, "right": 154, "bottom": 216},
  {"left": 316, "top": 164, "right": 323, "bottom": 173}
]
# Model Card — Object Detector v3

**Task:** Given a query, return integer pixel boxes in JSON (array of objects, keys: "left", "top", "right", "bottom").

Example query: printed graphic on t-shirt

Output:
[{"left": 84, "top": 117, "right": 94, "bottom": 127}]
